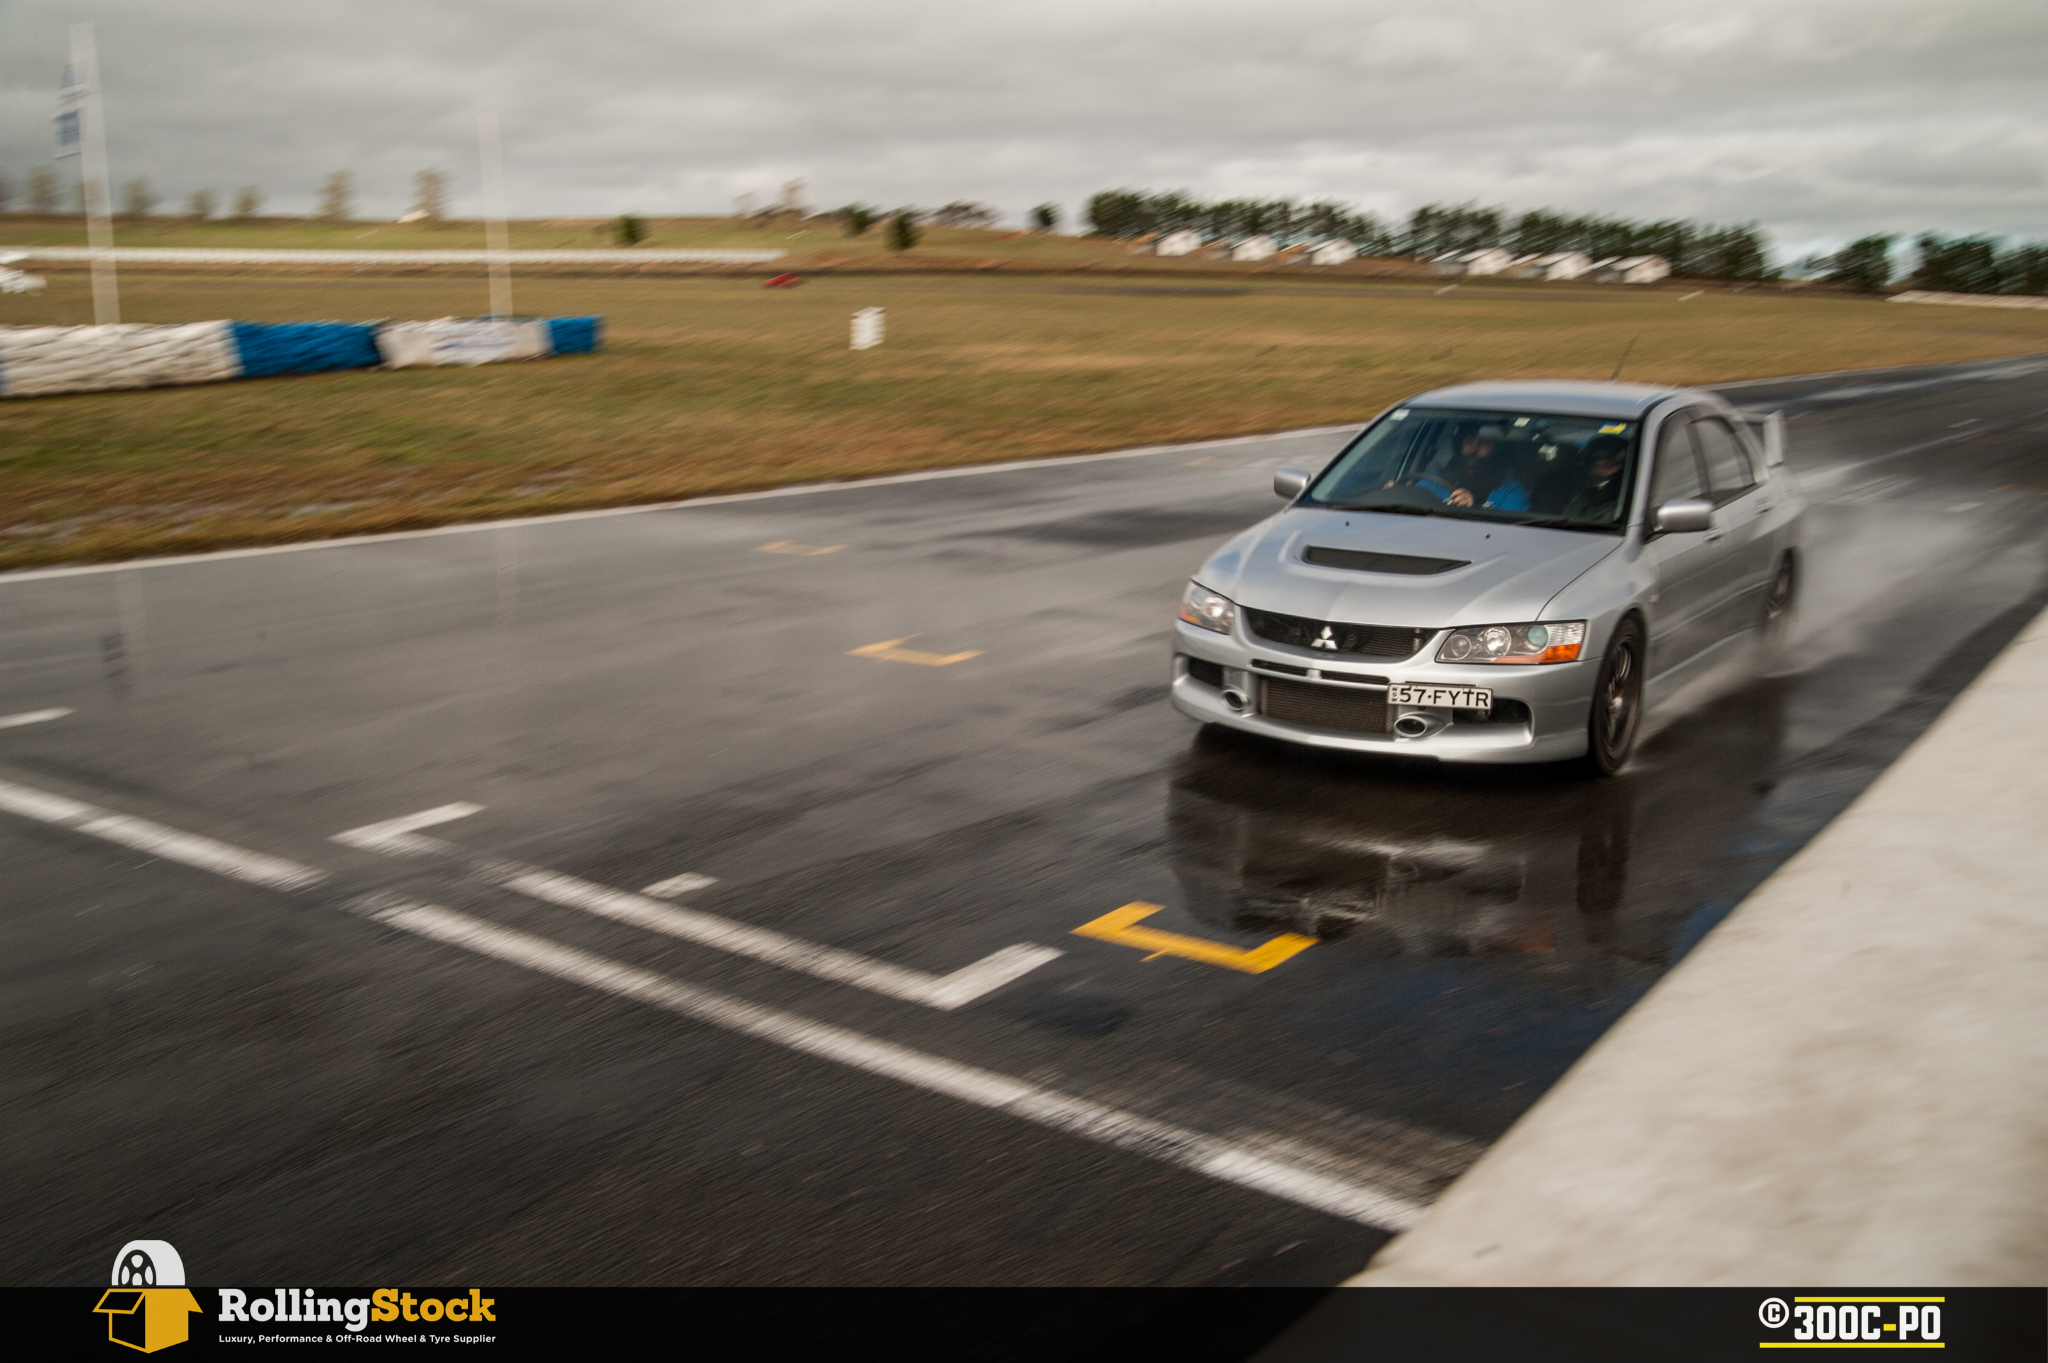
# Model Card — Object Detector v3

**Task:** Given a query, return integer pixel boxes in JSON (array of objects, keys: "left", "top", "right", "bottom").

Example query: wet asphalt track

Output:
[{"left": 4, "top": 352, "right": 2047, "bottom": 1289}]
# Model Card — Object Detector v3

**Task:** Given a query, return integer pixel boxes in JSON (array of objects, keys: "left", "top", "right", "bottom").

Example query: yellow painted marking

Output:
[
  {"left": 756, "top": 540, "right": 847, "bottom": 556},
  {"left": 1071, "top": 902, "right": 1317, "bottom": 974},
  {"left": 846, "top": 636, "right": 984, "bottom": 667}
]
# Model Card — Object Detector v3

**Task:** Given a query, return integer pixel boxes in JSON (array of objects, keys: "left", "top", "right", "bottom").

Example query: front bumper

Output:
[{"left": 1170, "top": 618, "right": 1595, "bottom": 764}]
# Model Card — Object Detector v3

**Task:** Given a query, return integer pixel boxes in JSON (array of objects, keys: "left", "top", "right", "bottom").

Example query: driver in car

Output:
[{"left": 1415, "top": 424, "right": 1530, "bottom": 511}]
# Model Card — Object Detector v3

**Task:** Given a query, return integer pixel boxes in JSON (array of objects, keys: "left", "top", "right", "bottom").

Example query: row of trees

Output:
[
  {"left": 1087, "top": 190, "right": 1394, "bottom": 251},
  {"left": 0, "top": 167, "right": 453, "bottom": 223},
  {"left": 1087, "top": 191, "right": 1771, "bottom": 279},
  {"left": 1407, "top": 203, "right": 1771, "bottom": 279},
  {"left": 0, "top": 168, "right": 266, "bottom": 218},
  {"left": 1086, "top": 188, "right": 2048, "bottom": 292},
  {"left": 1824, "top": 233, "right": 2048, "bottom": 296}
]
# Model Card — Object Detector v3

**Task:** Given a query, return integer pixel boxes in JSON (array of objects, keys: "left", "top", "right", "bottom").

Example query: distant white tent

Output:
[
  {"left": 1591, "top": 255, "right": 1671, "bottom": 284},
  {"left": 1156, "top": 229, "right": 1204, "bottom": 257},
  {"left": 1230, "top": 234, "right": 1278, "bottom": 262},
  {"left": 1510, "top": 250, "right": 1592, "bottom": 281},
  {"left": 1433, "top": 247, "right": 1514, "bottom": 277},
  {"left": 1307, "top": 239, "right": 1358, "bottom": 266}
]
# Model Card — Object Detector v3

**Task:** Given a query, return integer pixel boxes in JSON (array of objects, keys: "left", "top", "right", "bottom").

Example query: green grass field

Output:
[{"left": 1, "top": 268, "right": 2043, "bottom": 571}]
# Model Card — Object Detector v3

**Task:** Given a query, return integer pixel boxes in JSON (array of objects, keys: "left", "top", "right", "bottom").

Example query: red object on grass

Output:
[{"left": 764, "top": 273, "right": 804, "bottom": 288}]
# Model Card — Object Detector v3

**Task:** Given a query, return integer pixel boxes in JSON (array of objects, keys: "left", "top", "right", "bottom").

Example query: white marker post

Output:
[
  {"left": 60, "top": 24, "right": 118, "bottom": 324},
  {"left": 478, "top": 110, "right": 512, "bottom": 318},
  {"left": 850, "top": 306, "right": 884, "bottom": 350}
]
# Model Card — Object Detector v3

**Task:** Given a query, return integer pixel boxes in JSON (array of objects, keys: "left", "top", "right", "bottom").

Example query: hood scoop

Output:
[{"left": 1304, "top": 546, "right": 1470, "bottom": 575}]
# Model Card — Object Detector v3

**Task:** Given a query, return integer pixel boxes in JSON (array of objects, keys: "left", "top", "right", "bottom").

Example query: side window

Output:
[
  {"left": 1649, "top": 415, "right": 1705, "bottom": 506},
  {"left": 1693, "top": 418, "right": 1755, "bottom": 500}
]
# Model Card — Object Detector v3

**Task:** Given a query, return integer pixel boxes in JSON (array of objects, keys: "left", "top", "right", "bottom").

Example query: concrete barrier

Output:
[{"left": 1346, "top": 603, "right": 2048, "bottom": 1286}]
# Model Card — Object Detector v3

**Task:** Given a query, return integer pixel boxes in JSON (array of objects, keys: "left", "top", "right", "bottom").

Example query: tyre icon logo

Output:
[{"left": 1759, "top": 1297, "right": 1790, "bottom": 1329}]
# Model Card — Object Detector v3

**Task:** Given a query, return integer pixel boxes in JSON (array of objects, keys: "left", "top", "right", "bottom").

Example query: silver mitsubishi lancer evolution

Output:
[{"left": 1170, "top": 380, "right": 1804, "bottom": 773}]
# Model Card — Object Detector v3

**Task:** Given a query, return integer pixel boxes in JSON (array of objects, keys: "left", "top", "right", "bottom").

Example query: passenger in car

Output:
[
  {"left": 1561, "top": 436, "right": 1630, "bottom": 523},
  {"left": 1416, "top": 423, "right": 1531, "bottom": 511}
]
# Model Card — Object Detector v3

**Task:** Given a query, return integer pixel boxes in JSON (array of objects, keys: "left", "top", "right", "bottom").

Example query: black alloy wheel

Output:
[{"left": 1584, "top": 618, "right": 1645, "bottom": 776}]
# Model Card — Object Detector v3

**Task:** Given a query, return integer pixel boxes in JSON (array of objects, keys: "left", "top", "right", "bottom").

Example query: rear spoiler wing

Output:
[{"left": 1735, "top": 409, "right": 1787, "bottom": 466}]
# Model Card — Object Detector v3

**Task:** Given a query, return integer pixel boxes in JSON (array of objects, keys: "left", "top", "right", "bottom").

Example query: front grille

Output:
[
  {"left": 1253, "top": 658, "right": 1389, "bottom": 685},
  {"left": 1259, "top": 676, "right": 1391, "bottom": 733},
  {"left": 1303, "top": 546, "right": 1469, "bottom": 575},
  {"left": 1457, "top": 698, "right": 1532, "bottom": 726},
  {"left": 1243, "top": 606, "right": 1434, "bottom": 659}
]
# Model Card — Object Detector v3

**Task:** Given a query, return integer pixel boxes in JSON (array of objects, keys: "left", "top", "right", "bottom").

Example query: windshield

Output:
[{"left": 1305, "top": 406, "right": 1641, "bottom": 532}]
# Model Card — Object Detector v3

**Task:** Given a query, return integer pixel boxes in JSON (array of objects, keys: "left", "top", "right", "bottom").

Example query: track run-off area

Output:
[{"left": 4, "top": 353, "right": 2047, "bottom": 1286}]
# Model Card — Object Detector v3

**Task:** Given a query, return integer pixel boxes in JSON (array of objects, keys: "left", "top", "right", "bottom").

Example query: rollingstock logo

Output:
[
  {"left": 217, "top": 1286, "right": 496, "bottom": 1333},
  {"left": 89, "top": 1238, "right": 496, "bottom": 1350},
  {"left": 1758, "top": 1295, "right": 1945, "bottom": 1348}
]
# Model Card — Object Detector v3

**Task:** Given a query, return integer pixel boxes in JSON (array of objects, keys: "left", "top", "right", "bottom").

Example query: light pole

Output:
[
  {"left": 478, "top": 111, "right": 511, "bottom": 318},
  {"left": 59, "top": 23, "right": 118, "bottom": 324}
]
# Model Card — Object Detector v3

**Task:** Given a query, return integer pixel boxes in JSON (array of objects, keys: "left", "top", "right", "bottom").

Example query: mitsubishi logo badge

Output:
[{"left": 1311, "top": 626, "right": 1338, "bottom": 651}]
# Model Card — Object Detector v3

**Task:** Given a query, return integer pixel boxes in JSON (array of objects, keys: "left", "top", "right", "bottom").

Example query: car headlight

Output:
[
  {"left": 1436, "top": 620, "right": 1586, "bottom": 664},
  {"left": 1179, "top": 581, "right": 1237, "bottom": 634}
]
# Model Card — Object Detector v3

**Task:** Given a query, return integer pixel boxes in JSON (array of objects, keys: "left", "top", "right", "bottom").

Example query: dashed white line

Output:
[
  {"left": 643, "top": 872, "right": 719, "bottom": 899},
  {"left": 0, "top": 776, "right": 327, "bottom": 891},
  {"left": 334, "top": 804, "right": 1062, "bottom": 1010},
  {"left": 348, "top": 891, "right": 1425, "bottom": 1233},
  {"left": 0, "top": 707, "right": 73, "bottom": 729}
]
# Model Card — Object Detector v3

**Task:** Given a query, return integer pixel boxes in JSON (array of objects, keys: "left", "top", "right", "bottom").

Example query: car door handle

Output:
[{"left": 1705, "top": 532, "right": 1725, "bottom": 542}]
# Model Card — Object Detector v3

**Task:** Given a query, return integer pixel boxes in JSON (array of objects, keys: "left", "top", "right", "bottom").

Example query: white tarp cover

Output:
[
  {"left": 376, "top": 318, "right": 553, "bottom": 368},
  {"left": 0, "top": 320, "right": 238, "bottom": 397}
]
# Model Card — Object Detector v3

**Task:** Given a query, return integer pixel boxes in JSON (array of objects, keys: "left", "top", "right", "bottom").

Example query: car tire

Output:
[{"left": 1582, "top": 618, "right": 1645, "bottom": 777}]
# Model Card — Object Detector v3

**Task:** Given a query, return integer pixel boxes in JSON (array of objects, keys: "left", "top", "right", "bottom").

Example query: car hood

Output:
[{"left": 1197, "top": 507, "right": 1622, "bottom": 627}]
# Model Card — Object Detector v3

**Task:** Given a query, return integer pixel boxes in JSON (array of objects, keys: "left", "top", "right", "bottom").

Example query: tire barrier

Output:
[{"left": 0, "top": 315, "right": 604, "bottom": 398}]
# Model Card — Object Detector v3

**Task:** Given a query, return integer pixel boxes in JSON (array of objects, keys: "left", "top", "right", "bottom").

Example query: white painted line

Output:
[
  {"left": 0, "top": 707, "right": 73, "bottom": 729},
  {"left": 643, "top": 873, "right": 718, "bottom": 899},
  {"left": 348, "top": 891, "right": 1424, "bottom": 1233},
  {"left": 0, "top": 424, "right": 1363, "bottom": 586},
  {"left": 332, "top": 802, "right": 483, "bottom": 856},
  {"left": 0, "top": 775, "right": 327, "bottom": 891},
  {"left": 335, "top": 806, "right": 1060, "bottom": 1009}
]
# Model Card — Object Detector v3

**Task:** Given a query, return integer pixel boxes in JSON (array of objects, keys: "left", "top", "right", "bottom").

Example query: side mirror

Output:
[
  {"left": 1654, "top": 497, "right": 1714, "bottom": 534},
  {"left": 1273, "top": 469, "right": 1309, "bottom": 500}
]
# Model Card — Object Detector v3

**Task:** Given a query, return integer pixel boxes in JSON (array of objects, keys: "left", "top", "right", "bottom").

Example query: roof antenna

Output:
[{"left": 1609, "top": 335, "right": 1638, "bottom": 383}]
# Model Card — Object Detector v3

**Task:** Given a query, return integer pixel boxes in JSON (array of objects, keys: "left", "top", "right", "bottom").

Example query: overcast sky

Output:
[{"left": 1, "top": 0, "right": 2042, "bottom": 258}]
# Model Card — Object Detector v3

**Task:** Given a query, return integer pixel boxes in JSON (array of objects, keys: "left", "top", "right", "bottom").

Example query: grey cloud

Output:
[{"left": 0, "top": 0, "right": 2040, "bottom": 253}]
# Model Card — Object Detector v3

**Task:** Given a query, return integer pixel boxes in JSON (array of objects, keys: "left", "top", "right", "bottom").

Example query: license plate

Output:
[{"left": 1386, "top": 682, "right": 1492, "bottom": 709}]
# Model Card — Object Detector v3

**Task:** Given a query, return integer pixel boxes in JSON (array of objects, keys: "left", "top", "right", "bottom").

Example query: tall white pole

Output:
[
  {"left": 71, "top": 24, "right": 118, "bottom": 325},
  {"left": 478, "top": 110, "right": 511, "bottom": 318}
]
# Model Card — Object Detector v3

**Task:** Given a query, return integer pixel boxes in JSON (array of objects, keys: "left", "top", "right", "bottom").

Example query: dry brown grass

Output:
[{"left": 1, "top": 270, "right": 2043, "bottom": 571}]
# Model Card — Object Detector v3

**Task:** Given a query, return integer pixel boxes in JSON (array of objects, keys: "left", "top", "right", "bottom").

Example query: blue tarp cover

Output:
[
  {"left": 546, "top": 316, "right": 603, "bottom": 355},
  {"left": 229, "top": 321, "right": 384, "bottom": 377}
]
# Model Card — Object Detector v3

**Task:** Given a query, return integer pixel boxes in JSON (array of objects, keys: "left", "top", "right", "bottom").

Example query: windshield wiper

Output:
[
  {"left": 1318, "top": 501, "right": 1455, "bottom": 517},
  {"left": 1510, "top": 515, "right": 1622, "bottom": 532}
]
